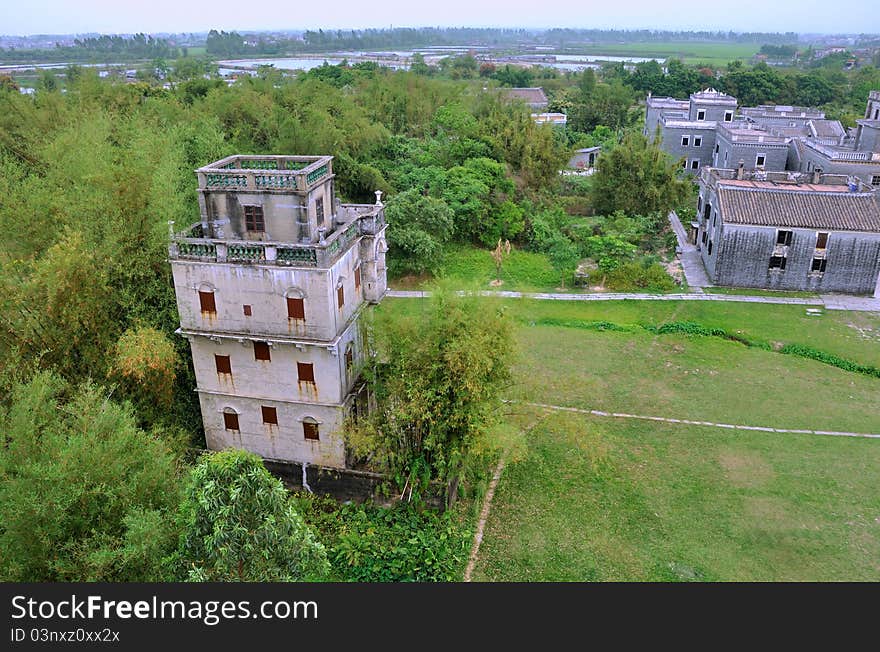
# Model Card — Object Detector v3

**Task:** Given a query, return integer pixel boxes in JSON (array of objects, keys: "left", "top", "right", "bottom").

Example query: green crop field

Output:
[
  {"left": 381, "top": 297, "right": 880, "bottom": 581},
  {"left": 569, "top": 40, "right": 762, "bottom": 66}
]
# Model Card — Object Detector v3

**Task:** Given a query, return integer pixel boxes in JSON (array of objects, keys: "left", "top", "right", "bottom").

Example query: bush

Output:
[
  {"left": 602, "top": 260, "right": 677, "bottom": 292},
  {"left": 293, "top": 495, "right": 471, "bottom": 582}
]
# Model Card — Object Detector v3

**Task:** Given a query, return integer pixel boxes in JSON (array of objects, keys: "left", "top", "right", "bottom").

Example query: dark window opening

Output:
[
  {"left": 811, "top": 258, "right": 827, "bottom": 273},
  {"left": 215, "top": 355, "right": 232, "bottom": 375},
  {"left": 254, "top": 341, "right": 271, "bottom": 361},
  {"left": 244, "top": 205, "right": 265, "bottom": 232},
  {"left": 724, "top": 111, "right": 733, "bottom": 122},
  {"left": 287, "top": 297, "right": 305, "bottom": 320},
  {"left": 315, "top": 197, "right": 325, "bottom": 227},
  {"left": 261, "top": 406, "right": 278, "bottom": 425},
  {"left": 871, "top": 175, "right": 880, "bottom": 186},
  {"left": 776, "top": 230, "right": 793, "bottom": 246},
  {"left": 297, "top": 362, "right": 315, "bottom": 384},
  {"left": 199, "top": 290, "right": 216, "bottom": 314},
  {"left": 769, "top": 255, "right": 787, "bottom": 270},
  {"left": 703, "top": 203, "right": 711, "bottom": 221},
  {"left": 697, "top": 197, "right": 703, "bottom": 214},
  {"left": 243, "top": 304, "right": 252, "bottom": 316},
  {"left": 223, "top": 411, "right": 239, "bottom": 431},
  {"left": 691, "top": 160, "right": 699, "bottom": 170},
  {"left": 694, "top": 137, "right": 702, "bottom": 147},
  {"left": 303, "top": 421, "right": 319, "bottom": 441},
  {"left": 337, "top": 285, "right": 345, "bottom": 309},
  {"left": 697, "top": 110, "right": 706, "bottom": 120},
  {"left": 354, "top": 267, "right": 361, "bottom": 291},
  {"left": 708, "top": 241, "right": 713, "bottom": 255},
  {"left": 715, "top": 144, "right": 720, "bottom": 153},
  {"left": 681, "top": 136, "right": 690, "bottom": 147},
  {"left": 816, "top": 232, "right": 829, "bottom": 249},
  {"left": 345, "top": 345, "right": 354, "bottom": 373},
  {"left": 756, "top": 154, "right": 766, "bottom": 167},
  {"left": 701, "top": 231, "right": 707, "bottom": 244}
]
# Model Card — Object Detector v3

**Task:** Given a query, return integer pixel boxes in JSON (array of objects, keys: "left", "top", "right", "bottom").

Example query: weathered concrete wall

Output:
[
  {"left": 713, "top": 225, "right": 880, "bottom": 294},
  {"left": 688, "top": 100, "right": 736, "bottom": 123},
  {"left": 714, "top": 135, "right": 789, "bottom": 171},
  {"left": 187, "top": 316, "right": 362, "bottom": 405},
  {"left": 797, "top": 149, "right": 880, "bottom": 186},
  {"left": 199, "top": 392, "right": 348, "bottom": 468},
  {"left": 201, "top": 179, "right": 334, "bottom": 243},
  {"left": 171, "top": 244, "right": 365, "bottom": 341},
  {"left": 659, "top": 124, "right": 717, "bottom": 171},
  {"left": 856, "top": 123, "right": 880, "bottom": 154}
]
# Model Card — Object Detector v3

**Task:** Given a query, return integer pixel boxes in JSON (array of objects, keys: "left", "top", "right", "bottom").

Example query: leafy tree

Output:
[
  {"left": 591, "top": 131, "right": 689, "bottom": 217},
  {"left": 347, "top": 287, "right": 513, "bottom": 505},
  {"left": 174, "top": 450, "right": 330, "bottom": 582},
  {"left": 0, "top": 372, "right": 181, "bottom": 581},
  {"left": 385, "top": 188, "right": 455, "bottom": 275},
  {"left": 547, "top": 234, "right": 580, "bottom": 288}
]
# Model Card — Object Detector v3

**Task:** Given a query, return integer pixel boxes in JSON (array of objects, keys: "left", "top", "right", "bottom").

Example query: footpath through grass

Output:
[
  {"left": 473, "top": 408, "right": 880, "bottom": 581},
  {"left": 381, "top": 296, "right": 880, "bottom": 580}
]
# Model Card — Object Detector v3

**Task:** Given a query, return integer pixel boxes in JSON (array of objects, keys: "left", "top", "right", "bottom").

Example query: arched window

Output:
[
  {"left": 285, "top": 287, "right": 306, "bottom": 320},
  {"left": 302, "top": 417, "right": 319, "bottom": 441},
  {"left": 198, "top": 282, "right": 217, "bottom": 314},
  {"left": 345, "top": 343, "right": 354, "bottom": 374},
  {"left": 222, "top": 407, "right": 240, "bottom": 431}
]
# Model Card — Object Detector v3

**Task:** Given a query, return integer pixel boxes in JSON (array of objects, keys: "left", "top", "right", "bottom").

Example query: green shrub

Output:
[
  {"left": 603, "top": 260, "right": 677, "bottom": 292},
  {"left": 292, "top": 494, "right": 471, "bottom": 582},
  {"left": 780, "top": 344, "right": 880, "bottom": 378}
]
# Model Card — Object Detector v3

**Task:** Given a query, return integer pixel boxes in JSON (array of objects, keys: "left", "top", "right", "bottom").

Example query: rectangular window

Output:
[
  {"left": 756, "top": 154, "right": 766, "bottom": 167},
  {"left": 254, "top": 341, "right": 271, "bottom": 361},
  {"left": 816, "top": 232, "right": 829, "bottom": 249},
  {"left": 287, "top": 297, "right": 305, "bottom": 320},
  {"left": 691, "top": 160, "right": 699, "bottom": 170},
  {"left": 261, "top": 406, "right": 278, "bottom": 425},
  {"left": 354, "top": 267, "right": 361, "bottom": 291},
  {"left": 315, "top": 197, "right": 325, "bottom": 227},
  {"left": 223, "top": 412, "right": 239, "bottom": 431},
  {"left": 724, "top": 111, "right": 733, "bottom": 122},
  {"left": 215, "top": 354, "right": 231, "bottom": 375},
  {"left": 872, "top": 175, "right": 880, "bottom": 186},
  {"left": 708, "top": 240, "right": 713, "bottom": 255},
  {"left": 776, "top": 230, "right": 793, "bottom": 246},
  {"left": 697, "top": 197, "right": 703, "bottom": 213},
  {"left": 769, "top": 255, "right": 787, "bottom": 270},
  {"left": 715, "top": 144, "right": 720, "bottom": 153},
  {"left": 811, "top": 258, "right": 827, "bottom": 273},
  {"left": 244, "top": 205, "right": 265, "bottom": 232},
  {"left": 303, "top": 422, "right": 319, "bottom": 441},
  {"left": 243, "top": 304, "right": 252, "bottom": 316},
  {"left": 697, "top": 109, "right": 706, "bottom": 121},
  {"left": 694, "top": 137, "right": 702, "bottom": 147},
  {"left": 337, "top": 285, "right": 345, "bottom": 309},
  {"left": 199, "top": 291, "right": 216, "bottom": 314},
  {"left": 297, "top": 362, "right": 315, "bottom": 384},
  {"left": 681, "top": 136, "right": 690, "bottom": 147}
]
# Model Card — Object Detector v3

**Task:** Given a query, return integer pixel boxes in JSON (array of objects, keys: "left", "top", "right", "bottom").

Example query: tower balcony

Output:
[
  {"left": 169, "top": 198, "right": 385, "bottom": 269},
  {"left": 197, "top": 155, "right": 334, "bottom": 193}
]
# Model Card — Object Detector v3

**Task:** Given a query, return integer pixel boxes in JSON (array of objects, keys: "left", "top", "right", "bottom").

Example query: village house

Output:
[
  {"left": 647, "top": 89, "right": 880, "bottom": 186},
  {"left": 168, "top": 154, "right": 388, "bottom": 469},
  {"left": 695, "top": 166, "right": 880, "bottom": 294}
]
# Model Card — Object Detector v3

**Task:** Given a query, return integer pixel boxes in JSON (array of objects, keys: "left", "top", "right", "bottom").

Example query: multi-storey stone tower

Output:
[{"left": 169, "top": 155, "right": 387, "bottom": 468}]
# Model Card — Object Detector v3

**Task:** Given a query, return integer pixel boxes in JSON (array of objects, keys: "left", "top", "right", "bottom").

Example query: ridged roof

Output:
[
  {"left": 501, "top": 87, "right": 548, "bottom": 105},
  {"left": 717, "top": 185, "right": 880, "bottom": 232}
]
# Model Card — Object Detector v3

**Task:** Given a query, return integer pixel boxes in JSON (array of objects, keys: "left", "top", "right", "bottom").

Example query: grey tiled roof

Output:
[{"left": 717, "top": 186, "right": 880, "bottom": 231}]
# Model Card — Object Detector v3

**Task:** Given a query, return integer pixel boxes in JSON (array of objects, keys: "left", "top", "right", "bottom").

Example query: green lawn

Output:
[
  {"left": 381, "top": 297, "right": 880, "bottom": 581},
  {"left": 433, "top": 244, "right": 562, "bottom": 292},
  {"left": 704, "top": 286, "right": 822, "bottom": 299},
  {"left": 473, "top": 409, "right": 880, "bottom": 581}
]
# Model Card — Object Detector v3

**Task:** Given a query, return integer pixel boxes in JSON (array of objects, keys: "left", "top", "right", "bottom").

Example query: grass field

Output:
[
  {"left": 567, "top": 41, "right": 761, "bottom": 66},
  {"left": 381, "top": 296, "right": 880, "bottom": 580},
  {"left": 472, "top": 409, "right": 880, "bottom": 581},
  {"left": 434, "top": 244, "right": 562, "bottom": 292}
]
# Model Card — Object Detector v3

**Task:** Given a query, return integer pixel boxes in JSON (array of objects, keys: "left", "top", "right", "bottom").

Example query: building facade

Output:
[
  {"left": 647, "top": 89, "right": 880, "bottom": 186},
  {"left": 169, "top": 155, "right": 388, "bottom": 468},
  {"left": 696, "top": 167, "right": 880, "bottom": 294}
]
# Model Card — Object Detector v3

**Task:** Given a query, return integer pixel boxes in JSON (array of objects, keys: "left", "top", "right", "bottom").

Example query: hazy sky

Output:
[{"left": 4, "top": 0, "right": 879, "bottom": 36}]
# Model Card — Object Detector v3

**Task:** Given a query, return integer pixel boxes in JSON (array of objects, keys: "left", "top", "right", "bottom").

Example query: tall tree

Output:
[
  {"left": 590, "top": 131, "right": 690, "bottom": 217},
  {"left": 347, "top": 287, "right": 513, "bottom": 505},
  {"left": 0, "top": 372, "right": 181, "bottom": 581}
]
